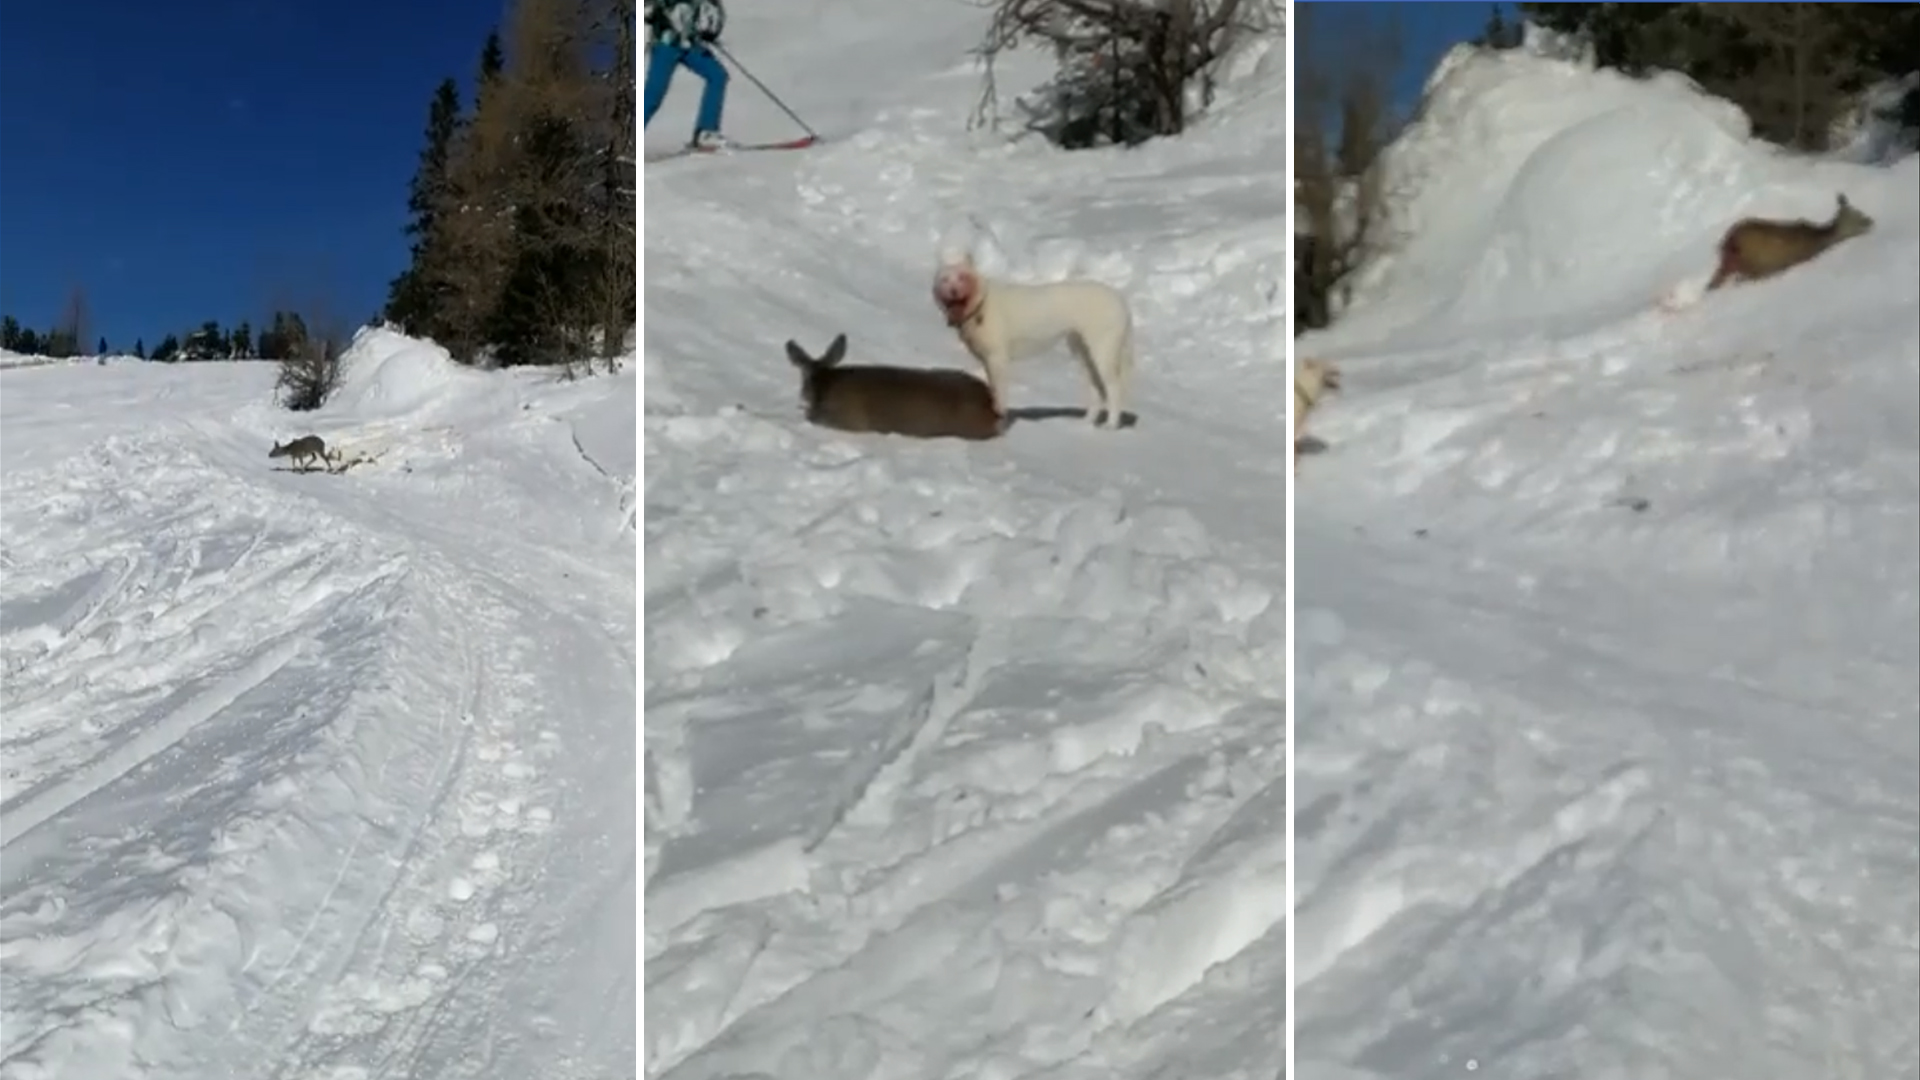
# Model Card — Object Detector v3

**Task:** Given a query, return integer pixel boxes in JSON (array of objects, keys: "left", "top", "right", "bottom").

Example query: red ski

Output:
[{"left": 645, "top": 135, "right": 819, "bottom": 165}]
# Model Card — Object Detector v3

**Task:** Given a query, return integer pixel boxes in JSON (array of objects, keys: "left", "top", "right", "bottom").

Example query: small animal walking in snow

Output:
[
  {"left": 932, "top": 251, "right": 1137, "bottom": 429},
  {"left": 269, "top": 435, "right": 331, "bottom": 473},
  {"left": 643, "top": 0, "right": 732, "bottom": 152},
  {"left": 1293, "top": 357, "right": 1341, "bottom": 473},
  {"left": 787, "top": 332, "right": 1006, "bottom": 441},
  {"left": 1706, "top": 192, "right": 1875, "bottom": 292}
]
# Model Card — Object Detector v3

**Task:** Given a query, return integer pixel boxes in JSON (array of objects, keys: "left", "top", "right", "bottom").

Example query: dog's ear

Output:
[
  {"left": 821, "top": 334, "right": 848, "bottom": 367},
  {"left": 785, "top": 340, "right": 814, "bottom": 369}
]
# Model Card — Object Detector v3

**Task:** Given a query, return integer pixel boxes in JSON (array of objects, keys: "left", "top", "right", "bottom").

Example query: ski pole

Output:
[{"left": 712, "top": 42, "right": 820, "bottom": 140}]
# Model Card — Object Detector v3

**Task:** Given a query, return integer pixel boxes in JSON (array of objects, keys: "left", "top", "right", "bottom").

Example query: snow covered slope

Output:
[
  {"left": 643, "top": 7, "right": 1290, "bottom": 1078},
  {"left": 1294, "top": 46, "right": 1919, "bottom": 1080},
  {"left": 1, "top": 332, "right": 636, "bottom": 1079}
]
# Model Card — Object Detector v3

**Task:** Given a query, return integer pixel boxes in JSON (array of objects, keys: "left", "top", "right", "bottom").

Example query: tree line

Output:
[
  {"left": 383, "top": 0, "right": 635, "bottom": 368},
  {"left": 1505, "top": 2, "right": 1920, "bottom": 152},
  {"left": 1, "top": 305, "right": 327, "bottom": 364}
]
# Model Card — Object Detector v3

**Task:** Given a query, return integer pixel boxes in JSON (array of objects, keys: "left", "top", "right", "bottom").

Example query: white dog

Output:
[
  {"left": 1293, "top": 357, "right": 1341, "bottom": 473},
  {"left": 932, "top": 252, "right": 1137, "bottom": 429}
]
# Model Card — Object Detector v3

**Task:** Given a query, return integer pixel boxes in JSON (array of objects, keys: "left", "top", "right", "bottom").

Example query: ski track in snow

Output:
[
  {"left": 1, "top": 335, "right": 636, "bottom": 1080},
  {"left": 645, "top": 6, "right": 1291, "bottom": 1078},
  {"left": 1294, "top": 46, "right": 1918, "bottom": 1080}
]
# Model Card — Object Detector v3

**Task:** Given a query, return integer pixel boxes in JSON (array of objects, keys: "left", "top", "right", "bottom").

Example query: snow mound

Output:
[
  {"left": 325, "top": 327, "right": 495, "bottom": 422},
  {"left": 1333, "top": 44, "right": 1912, "bottom": 344},
  {"left": 0, "top": 350, "right": 64, "bottom": 370},
  {"left": 0, "top": 350, "right": 128, "bottom": 370}
]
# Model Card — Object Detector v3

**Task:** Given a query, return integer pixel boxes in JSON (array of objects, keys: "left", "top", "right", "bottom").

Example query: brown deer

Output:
[
  {"left": 786, "top": 333, "right": 1005, "bottom": 441},
  {"left": 268, "top": 435, "right": 331, "bottom": 472},
  {"left": 1707, "top": 193, "right": 1874, "bottom": 292}
]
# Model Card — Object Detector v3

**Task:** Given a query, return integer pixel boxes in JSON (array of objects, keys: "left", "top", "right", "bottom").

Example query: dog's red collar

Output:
[{"left": 946, "top": 297, "right": 984, "bottom": 329}]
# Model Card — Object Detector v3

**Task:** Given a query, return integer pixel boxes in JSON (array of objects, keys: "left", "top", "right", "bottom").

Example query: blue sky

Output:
[
  {"left": 1306, "top": 1, "right": 1513, "bottom": 115},
  {"left": 0, "top": 0, "right": 507, "bottom": 350}
]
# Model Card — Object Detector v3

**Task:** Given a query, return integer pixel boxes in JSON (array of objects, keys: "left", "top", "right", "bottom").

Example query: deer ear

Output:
[{"left": 822, "top": 334, "right": 848, "bottom": 366}]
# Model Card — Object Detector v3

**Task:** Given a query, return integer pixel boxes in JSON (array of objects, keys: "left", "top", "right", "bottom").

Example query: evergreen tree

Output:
[
  {"left": 43, "top": 327, "right": 77, "bottom": 359},
  {"left": 484, "top": 0, "right": 613, "bottom": 365},
  {"left": 182, "top": 320, "right": 228, "bottom": 360},
  {"left": 479, "top": 29, "right": 505, "bottom": 84},
  {"left": 383, "top": 11, "right": 631, "bottom": 367},
  {"left": 1, "top": 315, "right": 19, "bottom": 351},
  {"left": 258, "top": 310, "right": 310, "bottom": 360},
  {"left": 1476, "top": 5, "right": 1523, "bottom": 50},
  {"left": 98, "top": 336, "right": 109, "bottom": 355},
  {"left": 384, "top": 77, "right": 464, "bottom": 335},
  {"left": 1515, "top": 2, "right": 1920, "bottom": 149},
  {"left": 232, "top": 321, "right": 254, "bottom": 358},
  {"left": 152, "top": 334, "right": 180, "bottom": 362},
  {"left": 17, "top": 328, "right": 40, "bottom": 354},
  {"left": 488, "top": 107, "right": 595, "bottom": 364},
  {"left": 134, "top": 337, "right": 146, "bottom": 360},
  {"left": 411, "top": 80, "right": 462, "bottom": 245}
]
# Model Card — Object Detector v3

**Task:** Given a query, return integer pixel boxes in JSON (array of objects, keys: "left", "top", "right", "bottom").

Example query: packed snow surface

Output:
[
  {"left": 1, "top": 330, "right": 637, "bottom": 1079},
  {"left": 1294, "top": 46, "right": 1919, "bottom": 1080},
  {"left": 644, "top": 3, "right": 1289, "bottom": 1078}
]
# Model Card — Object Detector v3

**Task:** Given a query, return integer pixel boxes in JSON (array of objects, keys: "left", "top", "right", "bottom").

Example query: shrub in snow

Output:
[
  {"left": 274, "top": 323, "right": 345, "bottom": 413},
  {"left": 974, "top": 0, "right": 1279, "bottom": 150}
]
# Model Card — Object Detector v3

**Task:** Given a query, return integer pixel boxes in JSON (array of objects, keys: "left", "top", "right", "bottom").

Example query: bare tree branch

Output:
[
  {"left": 1293, "top": 2, "right": 1405, "bottom": 334},
  {"left": 976, "top": 0, "right": 1258, "bottom": 148}
]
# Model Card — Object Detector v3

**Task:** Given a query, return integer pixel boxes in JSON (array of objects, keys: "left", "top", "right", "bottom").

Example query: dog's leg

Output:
[
  {"left": 1067, "top": 335, "right": 1110, "bottom": 427},
  {"left": 980, "top": 347, "right": 1013, "bottom": 419},
  {"left": 1101, "top": 334, "right": 1133, "bottom": 430}
]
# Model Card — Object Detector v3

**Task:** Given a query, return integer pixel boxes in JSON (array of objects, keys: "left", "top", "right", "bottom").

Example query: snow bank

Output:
[
  {"left": 0, "top": 350, "right": 141, "bottom": 370},
  {"left": 0, "top": 349, "right": 65, "bottom": 370},
  {"left": 323, "top": 326, "right": 499, "bottom": 423},
  {"left": 1324, "top": 44, "right": 1913, "bottom": 346}
]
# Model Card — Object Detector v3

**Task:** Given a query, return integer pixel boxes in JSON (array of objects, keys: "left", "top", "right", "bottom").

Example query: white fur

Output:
[
  {"left": 1292, "top": 358, "right": 1341, "bottom": 473},
  {"left": 934, "top": 255, "right": 1137, "bottom": 429}
]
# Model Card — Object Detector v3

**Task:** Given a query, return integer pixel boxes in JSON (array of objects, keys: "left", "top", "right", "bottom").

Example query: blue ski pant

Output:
[{"left": 643, "top": 43, "right": 729, "bottom": 136}]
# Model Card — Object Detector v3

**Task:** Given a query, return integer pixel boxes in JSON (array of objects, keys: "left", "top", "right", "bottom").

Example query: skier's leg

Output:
[
  {"left": 682, "top": 47, "right": 730, "bottom": 139},
  {"left": 642, "top": 43, "right": 683, "bottom": 128}
]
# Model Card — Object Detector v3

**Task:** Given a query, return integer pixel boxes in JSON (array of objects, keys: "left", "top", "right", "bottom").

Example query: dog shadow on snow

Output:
[{"left": 1006, "top": 406, "right": 1140, "bottom": 430}]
